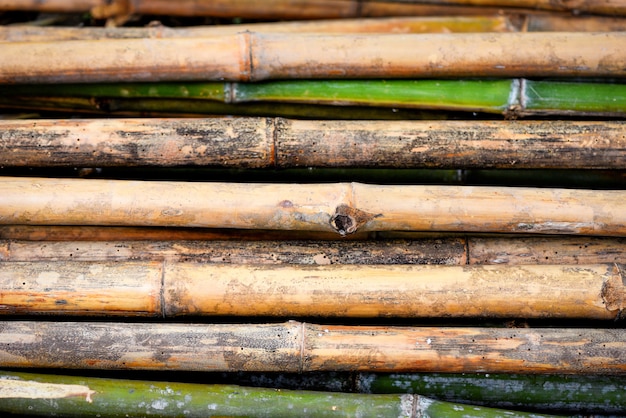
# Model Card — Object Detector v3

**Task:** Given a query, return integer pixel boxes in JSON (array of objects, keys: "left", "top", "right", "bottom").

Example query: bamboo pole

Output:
[
  {"left": 2, "top": 118, "right": 626, "bottom": 169},
  {"left": 1, "top": 321, "right": 625, "bottom": 374},
  {"left": 0, "top": 17, "right": 517, "bottom": 43},
  {"left": 0, "top": 0, "right": 572, "bottom": 19},
  {"left": 4, "top": 79, "right": 624, "bottom": 116},
  {"left": 0, "top": 371, "right": 563, "bottom": 418},
  {"left": 1, "top": 32, "right": 624, "bottom": 83},
  {"left": 1, "top": 177, "right": 625, "bottom": 236},
  {"left": 397, "top": 0, "right": 626, "bottom": 16},
  {"left": 0, "top": 238, "right": 467, "bottom": 264},
  {"left": 0, "top": 225, "right": 372, "bottom": 242},
  {"left": 2, "top": 236, "right": 626, "bottom": 265},
  {"left": 0, "top": 261, "right": 623, "bottom": 318}
]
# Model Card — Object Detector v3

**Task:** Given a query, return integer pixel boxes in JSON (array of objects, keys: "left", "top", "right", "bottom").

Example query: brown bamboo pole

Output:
[
  {"left": 0, "top": 0, "right": 569, "bottom": 19},
  {"left": 399, "top": 0, "right": 626, "bottom": 16},
  {"left": 0, "top": 225, "right": 371, "bottom": 242},
  {"left": 3, "top": 118, "right": 626, "bottom": 169},
  {"left": 1, "top": 32, "right": 624, "bottom": 84},
  {"left": 0, "top": 17, "right": 517, "bottom": 43},
  {"left": 1, "top": 177, "right": 625, "bottom": 236},
  {"left": 524, "top": 14, "right": 626, "bottom": 31},
  {"left": 1, "top": 321, "right": 625, "bottom": 374},
  {"left": 3, "top": 236, "right": 626, "bottom": 265},
  {"left": 469, "top": 236, "right": 626, "bottom": 265},
  {"left": 0, "top": 238, "right": 467, "bottom": 264},
  {"left": 3, "top": 261, "right": 624, "bottom": 318}
]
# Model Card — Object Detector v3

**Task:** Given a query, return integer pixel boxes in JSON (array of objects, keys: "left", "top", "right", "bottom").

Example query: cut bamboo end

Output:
[
  {"left": 0, "top": 177, "right": 624, "bottom": 236},
  {"left": 1, "top": 321, "right": 625, "bottom": 374},
  {"left": 0, "top": 261, "right": 623, "bottom": 319}
]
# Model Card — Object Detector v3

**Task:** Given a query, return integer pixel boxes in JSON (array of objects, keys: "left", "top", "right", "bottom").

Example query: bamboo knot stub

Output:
[
  {"left": 329, "top": 204, "right": 380, "bottom": 236},
  {"left": 602, "top": 263, "right": 626, "bottom": 314}
]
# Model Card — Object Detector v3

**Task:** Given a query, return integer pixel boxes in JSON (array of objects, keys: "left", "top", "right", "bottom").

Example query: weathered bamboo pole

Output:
[
  {"left": 397, "top": 0, "right": 626, "bottom": 16},
  {"left": 2, "top": 236, "right": 626, "bottom": 265},
  {"left": 2, "top": 118, "right": 626, "bottom": 169},
  {"left": 0, "top": 17, "right": 517, "bottom": 43},
  {"left": 0, "top": 261, "right": 623, "bottom": 318},
  {"left": 0, "top": 0, "right": 571, "bottom": 19},
  {"left": 0, "top": 238, "right": 467, "bottom": 264},
  {"left": 1, "top": 32, "right": 624, "bottom": 83},
  {"left": 0, "top": 371, "right": 563, "bottom": 418},
  {"left": 1, "top": 177, "right": 625, "bottom": 236},
  {"left": 0, "top": 225, "right": 371, "bottom": 242},
  {"left": 1, "top": 321, "right": 625, "bottom": 374},
  {"left": 0, "top": 261, "right": 626, "bottom": 319}
]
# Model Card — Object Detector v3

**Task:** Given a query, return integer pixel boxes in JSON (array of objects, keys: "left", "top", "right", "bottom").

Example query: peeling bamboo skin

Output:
[
  {"left": 1, "top": 33, "right": 624, "bottom": 83},
  {"left": 1, "top": 178, "right": 625, "bottom": 236},
  {"left": 0, "top": 261, "right": 622, "bottom": 318},
  {"left": 3, "top": 118, "right": 626, "bottom": 169},
  {"left": 1, "top": 321, "right": 625, "bottom": 374}
]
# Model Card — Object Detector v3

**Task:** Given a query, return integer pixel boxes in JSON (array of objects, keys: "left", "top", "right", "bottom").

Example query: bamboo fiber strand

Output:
[
  {"left": 0, "top": 261, "right": 623, "bottom": 318},
  {"left": 1, "top": 321, "right": 624, "bottom": 374},
  {"left": 1, "top": 32, "right": 624, "bottom": 83},
  {"left": 2, "top": 118, "right": 625, "bottom": 169},
  {"left": 1, "top": 177, "right": 624, "bottom": 236}
]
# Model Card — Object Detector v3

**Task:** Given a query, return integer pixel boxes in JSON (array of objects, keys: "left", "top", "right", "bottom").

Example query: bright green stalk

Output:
[
  {"left": 2, "top": 79, "right": 624, "bottom": 115},
  {"left": 523, "top": 79, "right": 626, "bottom": 114},
  {"left": 0, "top": 371, "right": 564, "bottom": 418},
  {"left": 360, "top": 373, "right": 626, "bottom": 414}
]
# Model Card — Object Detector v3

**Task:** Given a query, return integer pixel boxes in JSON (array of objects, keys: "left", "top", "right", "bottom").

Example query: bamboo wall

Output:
[{"left": 0, "top": 2, "right": 625, "bottom": 417}]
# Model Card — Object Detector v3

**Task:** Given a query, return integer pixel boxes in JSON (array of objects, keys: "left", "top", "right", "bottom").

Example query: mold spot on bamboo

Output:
[{"left": 329, "top": 205, "right": 380, "bottom": 236}]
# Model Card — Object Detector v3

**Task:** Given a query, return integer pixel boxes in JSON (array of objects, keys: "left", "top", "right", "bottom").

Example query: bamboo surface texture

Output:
[
  {"left": 1, "top": 32, "right": 624, "bottom": 83},
  {"left": 1, "top": 321, "right": 625, "bottom": 374},
  {"left": 2, "top": 118, "right": 625, "bottom": 169},
  {"left": 1, "top": 177, "right": 625, "bottom": 236},
  {"left": 0, "top": 261, "right": 623, "bottom": 318}
]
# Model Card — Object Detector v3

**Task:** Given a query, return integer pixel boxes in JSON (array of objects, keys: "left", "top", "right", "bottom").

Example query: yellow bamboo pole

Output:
[
  {"left": 0, "top": 17, "right": 517, "bottom": 43},
  {"left": 4, "top": 260, "right": 622, "bottom": 318},
  {"left": 1, "top": 32, "right": 623, "bottom": 83},
  {"left": 0, "top": 177, "right": 624, "bottom": 236},
  {"left": 1, "top": 321, "right": 625, "bottom": 374},
  {"left": 401, "top": 0, "right": 626, "bottom": 16}
]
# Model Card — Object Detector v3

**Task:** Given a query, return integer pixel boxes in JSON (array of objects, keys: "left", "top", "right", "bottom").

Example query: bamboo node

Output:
[{"left": 329, "top": 205, "right": 380, "bottom": 236}]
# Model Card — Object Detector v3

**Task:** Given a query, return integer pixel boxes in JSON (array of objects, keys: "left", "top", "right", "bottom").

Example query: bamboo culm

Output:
[
  {"left": 1, "top": 321, "right": 625, "bottom": 374},
  {"left": 1, "top": 261, "right": 623, "bottom": 318},
  {"left": 1, "top": 177, "right": 625, "bottom": 236},
  {"left": 2, "top": 118, "right": 626, "bottom": 169},
  {"left": 0, "top": 371, "right": 564, "bottom": 418},
  {"left": 1, "top": 32, "right": 624, "bottom": 83}
]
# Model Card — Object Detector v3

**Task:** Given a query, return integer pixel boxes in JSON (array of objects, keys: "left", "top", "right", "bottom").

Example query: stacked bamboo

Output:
[{"left": 1, "top": 2, "right": 626, "bottom": 417}]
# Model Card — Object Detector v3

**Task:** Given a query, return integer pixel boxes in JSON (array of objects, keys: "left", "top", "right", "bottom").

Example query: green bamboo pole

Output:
[
  {"left": 2, "top": 79, "right": 624, "bottom": 116},
  {"left": 358, "top": 372, "right": 626, "bottom": 414},
  {"left": 0, "top": 371, "right": 563, "bottom": 418}
]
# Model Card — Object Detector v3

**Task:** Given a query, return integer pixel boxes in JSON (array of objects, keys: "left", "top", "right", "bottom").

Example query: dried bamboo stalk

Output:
[
  {"left": 0, "top": 238, "right": 467, "bottom": 264},
  {"left": 398, "top": 0, "right": 626, "bottom": 16},
  {"left": 2, "top": 236, "right": 626, "bottom": 266},
  {"left": 1, "top": 321, "right": 624, "bottom": 374},
  {"left": 1, "top": 177, "right": 624, "bottom": 236},
  {"left": 0, "top": 17, "right": 517, "bottom": 43},
  {"left": 0, "top": 261, "right": 623, "bottom": 318},
  {"left": 1, "top": 32, "right": 623, "bottom": 83},
  {"left": 0, "top": 0, "right": 569, "bottom": 19},
  {"left": 2, "top": 118, "right": 625, "bottom": 169},
  {"left": 0, "top": 225, "right": 371, "bottom": 242}
]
